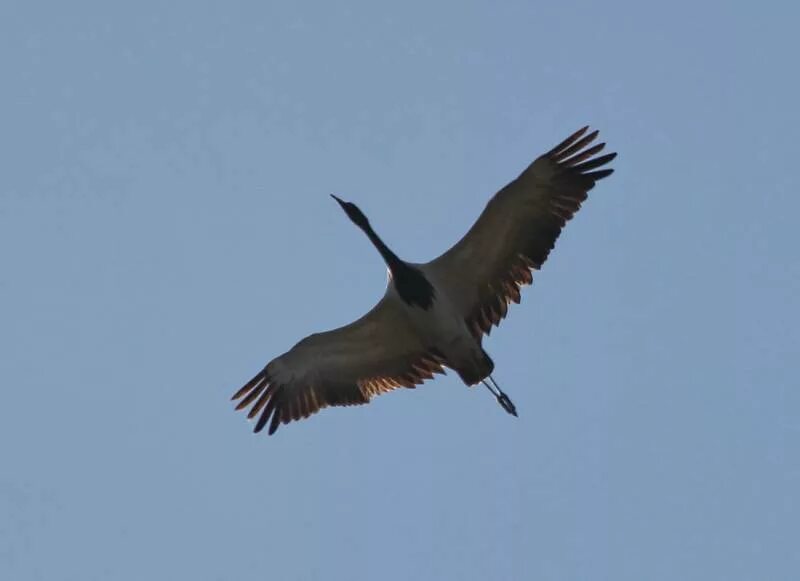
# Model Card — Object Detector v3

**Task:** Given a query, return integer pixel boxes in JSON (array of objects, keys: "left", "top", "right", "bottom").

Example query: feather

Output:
[{"left": 427, "top": 127, "right": 616, "bottom": 340}]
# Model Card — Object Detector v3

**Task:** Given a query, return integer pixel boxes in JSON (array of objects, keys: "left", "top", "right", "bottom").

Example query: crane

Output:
[{"left": 232, "top": 126, "right": 616, "bottom": 435}]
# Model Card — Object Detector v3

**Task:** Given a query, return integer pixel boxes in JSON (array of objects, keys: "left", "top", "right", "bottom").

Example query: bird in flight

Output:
[{"left": 232, "top": 126, "right": 616, "bottom": 435}]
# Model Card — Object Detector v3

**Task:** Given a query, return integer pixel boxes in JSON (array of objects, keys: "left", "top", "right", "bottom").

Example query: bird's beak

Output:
[{"left": 330, "top": 194, "right": 346, "bottom": 208}]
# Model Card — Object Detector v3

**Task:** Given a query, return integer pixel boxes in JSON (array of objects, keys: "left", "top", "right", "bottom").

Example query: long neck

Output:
[
  {"left": 361, "top": 223, "right": 405, "bottom": 274},
  {"left": 358, "top": 222, "right": 436, "bottom": 310}
]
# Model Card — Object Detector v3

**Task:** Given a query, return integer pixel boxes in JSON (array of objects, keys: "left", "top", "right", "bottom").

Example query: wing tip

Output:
[
  {"left": 547, "top": 125, "right": 592, "bottom": 156},
  {"left": 587, "top": 168, "right": 614, "bottom": 181},
  {"left": 254, "top": 408, "right": 271, "bottom": 434},
  {"left": 545, "top": 126, "right": 617, "bottom": 180}
]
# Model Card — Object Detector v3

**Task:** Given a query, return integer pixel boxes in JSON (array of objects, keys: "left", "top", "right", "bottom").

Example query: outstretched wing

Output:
[
  {"left": 426, "top": 126, "right": 616, "bottom": 338},
  {"left": 232, "top": 293, "right": 446, "bottom": 435}
]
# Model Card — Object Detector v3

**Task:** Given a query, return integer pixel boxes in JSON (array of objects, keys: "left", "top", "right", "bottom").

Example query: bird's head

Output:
[{"left": 331, "top": 194, "right": 370, "bottom": 230}]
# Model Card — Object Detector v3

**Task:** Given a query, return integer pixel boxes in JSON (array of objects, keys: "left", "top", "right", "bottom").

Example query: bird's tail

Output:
[{"left": 454, "top": 349, "right": 495, "bottom": 386}]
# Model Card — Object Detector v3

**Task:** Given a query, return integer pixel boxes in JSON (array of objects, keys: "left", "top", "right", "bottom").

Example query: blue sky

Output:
[{"left": 1, "top": 2, "right": 798, "bottom": 580}]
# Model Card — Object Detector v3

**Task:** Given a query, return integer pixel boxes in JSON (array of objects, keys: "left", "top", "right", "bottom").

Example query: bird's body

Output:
[
  {"left": 392, "top": 264, "right": 494, "bottom": 385},
  {"left": 232, "top": 126, "right": 616, "bottom": 435}
]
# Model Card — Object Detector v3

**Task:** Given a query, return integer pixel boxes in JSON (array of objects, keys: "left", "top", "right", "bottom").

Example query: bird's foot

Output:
[{"left": 497, "top": 392, "right": 518, "bottom": 417}]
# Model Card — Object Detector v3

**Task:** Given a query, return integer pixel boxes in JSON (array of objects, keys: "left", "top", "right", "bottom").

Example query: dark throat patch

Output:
[{"left": 393, "top": 265, "right": 436, "bottom": 310}]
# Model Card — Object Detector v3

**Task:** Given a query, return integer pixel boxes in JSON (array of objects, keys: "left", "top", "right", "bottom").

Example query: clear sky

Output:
[{"left": 1, "top": 2, "right": 798, "bottom": 580}]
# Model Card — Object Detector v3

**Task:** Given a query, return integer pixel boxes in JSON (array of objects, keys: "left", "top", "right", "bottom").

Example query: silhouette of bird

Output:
[{"left": 232, "top": 126, "right": 616, "bottom": 435}]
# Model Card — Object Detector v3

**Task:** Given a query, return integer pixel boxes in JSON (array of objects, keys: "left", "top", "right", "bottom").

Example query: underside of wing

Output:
[
  {"left": 231, "top": 294, "right": 446, "bottom": 435},
  {"left": 427, "top": 126, "right": 616, "bottom": 338}
]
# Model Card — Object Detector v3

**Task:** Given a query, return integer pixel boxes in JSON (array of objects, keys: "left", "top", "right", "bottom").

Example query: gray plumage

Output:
[{"left": 232, "top": 126, "right": 616, "bottom": 435}]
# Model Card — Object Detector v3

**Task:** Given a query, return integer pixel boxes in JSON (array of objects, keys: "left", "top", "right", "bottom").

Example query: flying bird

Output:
[{"left": 232, "top": 126, "right": 616, "bottom": 435}]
